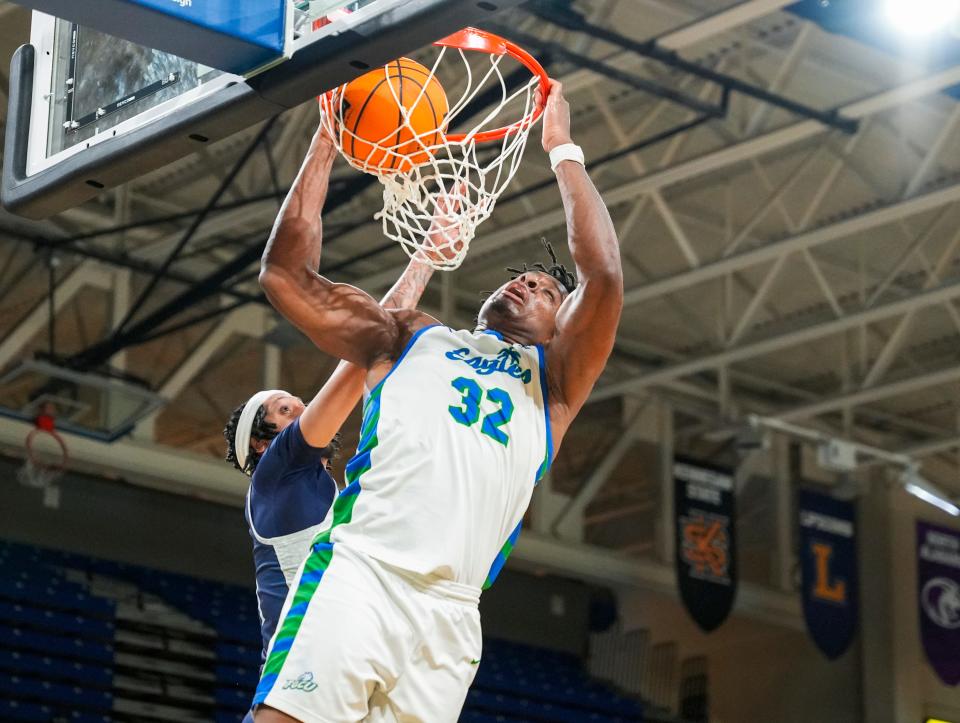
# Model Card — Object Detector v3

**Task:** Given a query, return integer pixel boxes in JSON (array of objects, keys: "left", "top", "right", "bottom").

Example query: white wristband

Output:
[{"left": 549, "top": 143, "right": 585, "bottom": 172}]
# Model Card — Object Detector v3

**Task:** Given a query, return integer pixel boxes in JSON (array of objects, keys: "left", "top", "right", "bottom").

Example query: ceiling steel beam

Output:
[
  {"left": 493, "top": 25, "right": 728, "bottom": 118},
  {"left": 111, "top": 119, "right": 277, "bottom": 337},
  {"left": 1, "top": 231, "right": 265, "bottom": 306},
  {"left": 530, "top": 3, "right": 857, "bottom": 133},
  {"left": 357, "top": 65, "right": 960, "bottom": 290},
  {"left": 0, "top": 261, "right": 112, "bottom": 370},
  {"left": 560, "top": 0, "right": 797, "bottom": 97},
  {"left": 775, "top": 365, "right": 960, "bottom": 423},
  {"left": 623, "top": 179, "right": 960, "bottom": 307},
  {"left": 66, "top": 237, "right": 266, "bottom": 370},
  {"left": 592, "top": 276, "right": 960, "bottom": 401},
  {"left": 657, "top": 0, "right": 795, "bottom": 50}
]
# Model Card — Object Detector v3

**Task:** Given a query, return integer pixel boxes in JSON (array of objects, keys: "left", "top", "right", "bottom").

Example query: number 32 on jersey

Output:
[{"left": 448, "top": 376, "right": 515, "bottom": 446}]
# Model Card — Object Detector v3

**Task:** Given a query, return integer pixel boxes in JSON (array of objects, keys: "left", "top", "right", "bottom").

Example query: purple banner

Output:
[{"left": 917, "top": 520, "right": 960, "bottom": 686}]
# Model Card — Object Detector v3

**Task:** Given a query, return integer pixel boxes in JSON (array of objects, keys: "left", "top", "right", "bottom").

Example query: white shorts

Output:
[{"left": 253, "top": 541, "right": 482, "bottom": 723}]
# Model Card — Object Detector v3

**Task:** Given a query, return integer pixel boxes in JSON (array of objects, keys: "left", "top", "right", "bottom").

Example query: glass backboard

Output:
[
  {"left": 0, "top": 359, "right": 165, "bottom": 442},
  {"left": 2, "top": 0, "right": 523, "bottom": 219}
]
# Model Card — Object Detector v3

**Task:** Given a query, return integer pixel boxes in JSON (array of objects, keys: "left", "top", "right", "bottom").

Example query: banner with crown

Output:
[
  {"left": 798, "top": 489, "right": 858, "bottom": 660},
  {"left": 674, "top": 458, "right": 737, "bottom": 632}
]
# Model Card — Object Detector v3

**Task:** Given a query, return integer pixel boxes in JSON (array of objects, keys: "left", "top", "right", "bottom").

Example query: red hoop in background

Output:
[
  {"left": 24, "top": 426, "right": 70, "bottom": 477},
  {"left": 434, "top": 27, "right": 550, "bottom": 143}
]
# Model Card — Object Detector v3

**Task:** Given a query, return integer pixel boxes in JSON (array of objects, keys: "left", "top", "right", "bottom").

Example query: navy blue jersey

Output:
[{"left": 245, "top": 418, "right": 338, "bottom": 657}]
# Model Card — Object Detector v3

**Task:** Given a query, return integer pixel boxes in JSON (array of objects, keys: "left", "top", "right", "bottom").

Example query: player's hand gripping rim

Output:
[{"left": 538, "top": 79, "right": 573, "bottom": 154}]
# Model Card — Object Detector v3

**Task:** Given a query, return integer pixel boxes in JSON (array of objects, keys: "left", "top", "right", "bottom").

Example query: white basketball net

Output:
[
  {"left": 17, "top": 457, "right": 62, "bottom": 490},
  {"left": 318, "top": 30, "right": 545, "bottom": 270},
  {"left": 18, "top": 429, "right": 67, "bottom": 496}
]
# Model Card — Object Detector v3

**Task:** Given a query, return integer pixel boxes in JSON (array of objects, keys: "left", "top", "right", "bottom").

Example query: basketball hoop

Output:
[
  {"left": 18, "top": 404, "right": 69, "bottom": 494},
  {"left": 319, "top": 27, "right": 550, "bottom": 270}
]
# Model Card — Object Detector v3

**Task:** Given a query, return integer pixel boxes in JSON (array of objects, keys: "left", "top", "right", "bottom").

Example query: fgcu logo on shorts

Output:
[
  {"left": 282, "top": 672, "right": 319, "bottom": 692},
  {"left": 922, "top": 577, "right": 960, "bottom": 629},
  {"left": 446, "top": 348, "right": 532, "bottom": 384}
]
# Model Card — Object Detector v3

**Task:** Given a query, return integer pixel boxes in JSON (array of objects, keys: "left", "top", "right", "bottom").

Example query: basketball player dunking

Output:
[{"left": 253, "top": 80, "right": 622, "bottom": 722}]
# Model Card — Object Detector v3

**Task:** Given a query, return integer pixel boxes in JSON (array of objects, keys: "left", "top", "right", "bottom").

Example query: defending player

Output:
[{"left": 254, "top": 79, "right": 622, "bottom": 722}]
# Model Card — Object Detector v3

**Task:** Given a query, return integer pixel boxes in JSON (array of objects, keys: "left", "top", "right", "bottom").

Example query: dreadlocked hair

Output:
[
  {"left": 223, "top": 402, "right": 279, "bottom": 475},
  {"left": 506, "top": 238, "right": 577, "bottom": 294}
]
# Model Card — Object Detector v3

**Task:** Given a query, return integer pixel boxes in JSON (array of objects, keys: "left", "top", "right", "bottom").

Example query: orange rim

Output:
[
  {"left": 435, "top": 27, "right": 550, "bottom": 144},
  {"left": 317, "top": 28, "right": 549, "bottom": 146}
]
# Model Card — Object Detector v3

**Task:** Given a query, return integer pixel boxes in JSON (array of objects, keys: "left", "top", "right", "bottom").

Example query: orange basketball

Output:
[{"left": 336, "top": 58, "right": 448, "bottom": 173}]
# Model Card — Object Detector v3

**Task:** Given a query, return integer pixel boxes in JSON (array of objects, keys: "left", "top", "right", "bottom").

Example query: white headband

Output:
[{"left": 235, "top": 389, "right": 287, "bottom": 474}]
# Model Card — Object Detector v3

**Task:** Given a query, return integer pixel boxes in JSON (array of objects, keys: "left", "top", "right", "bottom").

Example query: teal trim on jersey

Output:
[
  {"left": 344, "top": 387, "right": 382, "bottom": 485},
  {"left": 482, "top": 345, "right": 551, "bottom": 590},
  {"left": 483, "top": 521, "right": 522, "bottom": 589},
  {"left": 535, "top": 344, "right": 553, "bottom": 483},
  {"left": 253, "top": 541, "right": 334, "bottom": 706}
]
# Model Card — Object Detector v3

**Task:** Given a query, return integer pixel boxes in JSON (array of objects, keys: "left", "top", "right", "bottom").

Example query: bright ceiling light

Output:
[
  {"left": 905, "top": 482, "right": 960, "bottom": 516},
  {"left": 885, "top": 0, "right": 960, "bottom": 35},
  {"left": 902, "top": 468, "right": 960, "bottom": 516}
]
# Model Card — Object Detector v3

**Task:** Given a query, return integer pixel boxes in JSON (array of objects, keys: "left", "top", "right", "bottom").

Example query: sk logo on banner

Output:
[
  {"left": 681, "top": 514, "right": 729, "bottom": 582},
  {"left": 674, "top": 458, "right": 737, "bottom": 632},
  {"left": 811, "top": 542, "right": 847, "bottom": 604}
]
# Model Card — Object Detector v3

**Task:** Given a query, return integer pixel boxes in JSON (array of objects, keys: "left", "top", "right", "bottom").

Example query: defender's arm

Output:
[{"left": 544, "top": 81, "right": 623, "bottom": 425}]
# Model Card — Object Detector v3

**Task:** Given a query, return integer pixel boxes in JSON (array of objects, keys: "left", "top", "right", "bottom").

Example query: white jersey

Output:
[{"left": 329, "top": 325, "right": 552, "bottom": 590}]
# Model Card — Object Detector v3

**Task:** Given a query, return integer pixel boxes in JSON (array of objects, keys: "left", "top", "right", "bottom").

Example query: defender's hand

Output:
[
  {"left": 419, "top": 183, "right": 466, "bottom": 264},
  {"left": 538, "top": 79, "right": 573, "bottom": 153}
]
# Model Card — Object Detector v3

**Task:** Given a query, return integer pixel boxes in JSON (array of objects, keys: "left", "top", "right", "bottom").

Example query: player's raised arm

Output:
[
  {"left": 543, "top": 80, "right": 624, "bottom": 423},
  {"left": 259, "top": 127, "right": 418, "bottom": 368}
]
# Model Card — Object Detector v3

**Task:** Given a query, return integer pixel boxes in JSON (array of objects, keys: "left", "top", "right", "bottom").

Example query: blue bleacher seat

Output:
[
  {"left": 217, "top": 641, "right": 262, "bottom": 667},
  {"left": 215, "top": 685, "right": 253, "bottom": 710},
  {"left": 0, "top": 699, "right": 55, "bottom": 722},
  {"left": 215, "top": 711, "right": 249, "bottom": 723},
  {"left": 0, "top": 577, "right": 114, "bottom": 617},
  {"left": 467, "top": 639, "right": 644, "bottom": 722},
  {"left": 460, "top": 709, "right": 532, "bottom": 723},
  {"left": 0, "top": 626, "right": 114, "bottom": 664},
  {"left": 0, "top": 650, "right": 112, "bottom": 687},
  {"left": 0, "top": 600, "right": 114, "bottom": 639},
  {"left": 216, "top": 664, "right": 259, "bottom": 687},
  {"left": 0, "top": 672, "right": 112, "bottom": 711}
]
